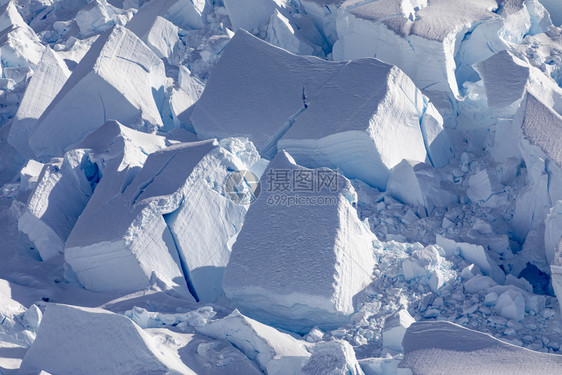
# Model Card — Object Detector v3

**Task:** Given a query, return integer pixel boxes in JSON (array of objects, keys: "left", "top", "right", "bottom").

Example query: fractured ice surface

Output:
[
  {"left": 19, "top": 304, "right": 194, "bottom": 375},
  {"left": 29, "top": 25, "right": 167, "bottom": 159},
  {"left": 192, "top": 30, "right": 450, "bottom": 189},
  {"left": 332, "top": 0, "right": 551, "bottom": 115},
  {"left": 197, "top": 310, "right": 311, "bottom": 374},
  {"left": 8, "top": 47, "right": 71, "bottom": 158},
  {"left": 223, "top": 151, "right": 376, "bottom": 332},
  {"left": 65, "top": 136, "right": 261, "bottom": 301}
]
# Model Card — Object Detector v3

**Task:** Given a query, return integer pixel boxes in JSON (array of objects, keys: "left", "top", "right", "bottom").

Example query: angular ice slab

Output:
[
  {"left": 400, "top": 321, "right": 562, "bottom": 374},
  {"left": 223, "top": 151, "right": 376, "bottom": 333},
  {"left": 332, "top": 0, "right": 551, "bottom": 114},
  {"left": 29, "top": 26, "right": 167, "bottom": 159},
  {"left": 66, "top": 138, "right": 260, "bottom": 301},
  {"left": 8, "top": 47, "right": 71, "bottom": 158},
  {"left": 192, "top": 30, "right": 450, "bottom": 189},
  {"left": 197, "top": 310, "right": 311, "bottom": 374},
  {"left": 19, "top": 304, "right": 194, "bottom": 375}
]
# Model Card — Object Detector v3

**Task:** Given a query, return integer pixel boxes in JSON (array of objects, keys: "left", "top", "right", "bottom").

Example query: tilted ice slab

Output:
[
  {"left": 400, "top": 321, "right": 562, "bottom": 374},
  {"left": 197, "top": 310, "right": 311, "bottom": 374},
  {"left": 29, "top": 25, "right": 167, "bottom": 159},
  {"left": 192, "top": 30, "right": 450, "bottom": 189},
  {"left": 75, "top": 0, "right": 134, "bottom": 38},
  {"left": 18, "top": 121, "right": 168, "bottom": 262},
  {"left": 129, "top": 0, "right": 205, "bottom": 30},
  {"left": 511, "top": 94, "right": 562, "bottom": 243},
  {"left": 126, "top": 0, "right": 179, "bottom": 60},
  {"left": 66, "top": 138, "right": 261, "bottom": 301},
  {"left": 302, "top": 340, "right": 364, "bottom": 375},
  {"left": 8, "top": 47, "right": 71, "bottom": 158},
  {"left": 223, "top": 151, "right": 376, "bottom": 333},
  {"left": 19, "top": 304, "right": 194, "bottom": 375},
  {"left": 332, "top": 0, "right": 551, "bottom": 114},
  {"left": 18, "top": 150, "right": 98, "bottom": 261}
]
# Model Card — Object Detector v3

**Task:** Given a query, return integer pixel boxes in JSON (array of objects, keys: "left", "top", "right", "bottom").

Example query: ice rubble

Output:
[
  {"left": 29, "top": 25, "right": 167, "bottom": 159},
  {"left": 400, "top": 321, "right": 562, "bottom": 374},
  {"left": 192, "top": 29, "right": 450, "bottom": 189},
  {"left": 19, "top": 303, "right": 194, "bottom": 375},
  {"left": 65, "top": 137, "right": 262, "bottom": 301},
  {"left": 332, "top": 0, "right": 552, "bottom": 115},
  {"left": 223, "top": 151, "right": 376, "bottom": 332}
]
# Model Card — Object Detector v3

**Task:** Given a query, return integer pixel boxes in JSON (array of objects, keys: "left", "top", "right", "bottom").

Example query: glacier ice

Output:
[
  {"left": 223, "top": 151, "right": 376, "bottom": 332},
  {"left": 401, "top": 321, "right": 562, "bottom": 374},
  {"left": 196, "top": 309, "right": 311, "bottom": 375},
  {"left": 65, "top": 136, "right": 261, "bottom": 301},
  {"left": 302, "top": 340, "right": 365, "bottom": 375},
  {"left": 8, "top": 47, "right": 71, "bottom": 158},
  {"left": 382, "top": 309, "right": 415, "bottom": 352},
  {"left": 19, "top": 303, "right": 194, "bottom": 374},
  {"left": 29, "top": 25, "right": 167, "bottom": 159},
  {"left": 192, "top": 30, "right": 451, "bottom": 189}
]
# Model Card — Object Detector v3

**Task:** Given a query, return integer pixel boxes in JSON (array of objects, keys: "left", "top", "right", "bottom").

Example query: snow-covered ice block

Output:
[
  {"left": 511, "top": 94, "right": 562, "bottom": 240},
  {"left": 495, "top": 289, "right": 525, "bottom": 321},
  {"left": 18, "top": 159, "right": 43, "bottom": 193},
  {"left": 539, "top": 0, "right": 562, "bottom": 25},
  {"left": 223, "top": 151, "right": 376, "bottom": 332},
  {"left": 75, "top": 0, "right": 133, "bottom": 37},
  {"left": 66, "top": 138, "right": 260, "bottom": 300},
  {"left": 223, "top": 0, "right": 279, "bottom": 31},
  {"left": 545, "top": 201, "right": 562, "bottom": 264},
  {"left": 551, "top": 240, "right": 562, "bottom": 315},
  {"left": 18, "top": 149, "right": 98, "bottom": 261},
  {"left": 266, "top": 9, "right": 313, "bottom": 55},
  {"left": 197, "top": 310, "right": 311, "bottom": 375},
  {"left": 302, "top": 340, "right": 364, "bottom": 375},
  {"left": 332, "top": 0, "right": 551, "bottom": 115},
  {"left": 8, "top": 47, "right": 70, "bottom": 158},
  {"left": 126, "top": 0, "right": 179, "bottom": 59},
  {"left": 402, "top": 245, "right": 455, "bottom": 292},
  {"left": 466, "top": 167, "right": 503, "bottom": 206},
  {"left": 383, "top": 309, "right": 415, "bottom": 352},
  {"left": 387, "top": 160, "right": 457, "bottom": 212},
  {"left": 0, "top": 1, "right": 44, "bottom": 75},
  {"left": 436, "top": 235, "right": 505, "bottom": 284},
  {"left": 193, "top": 30, "right": 450, "bottom": 189},
  {"left": 401, "top": 321, "right": 562, "bottom": 375},
  {"left": 475, "top": 49, "right": 562, "bottom": 116},
  {"left": 19, "top": 304, "right": 194, "bottom": 375},
  {"left": 132, "top": 0, "right": 205, "bottom": 30},
  {"left": 29, "top": 26, "right": 167, "bottom": 159}
]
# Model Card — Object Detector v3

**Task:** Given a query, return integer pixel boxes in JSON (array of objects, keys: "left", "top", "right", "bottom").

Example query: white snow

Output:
[
  {"left": 223, "top": 151, "right": 376, "bottom": 332},
  {"left": 192, "top": 30, "right": 450, "bottom": 189},
  {"left": 8, "top": 47, "right": 71, "bottom": 158},
  {"left": 401, "top": 321, "right": 562, "bottom": 374},
  {"left": 29, "top": 25, "right": 167, "bottom": 159},
  {"left": 19, "top": 303, "right": 194, "bottom": 374},
  {"left": 302, "top": 340, "right": 365, "bottom": 375},
  {"left": 197, "top": 309, "right": 311, "bottom": 374}
]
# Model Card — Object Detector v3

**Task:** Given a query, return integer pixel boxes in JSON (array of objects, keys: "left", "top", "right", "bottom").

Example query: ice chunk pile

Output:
[
  {"left": 65, "top": 137, "right": 261, "bottom": 301},
  {"left": 223, "top": 151, "right": 376, "bottom": 332},
  {"left": 192, "top": 30, "right": 451, "bottom": 189},
  {"left": 29, "top": 25, "right": 167, "bottom": 159}
]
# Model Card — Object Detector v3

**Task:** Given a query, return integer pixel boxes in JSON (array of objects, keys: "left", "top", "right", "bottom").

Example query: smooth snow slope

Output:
[{"left": 400, "top": 321, "right": 562, "bottom": 374}]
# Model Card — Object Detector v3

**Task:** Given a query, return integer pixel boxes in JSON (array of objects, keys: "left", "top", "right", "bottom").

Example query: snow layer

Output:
[
  {"left": 19, "top": 304, "right": 194, "bottom": 374},
  {"left": 29, "top": 25, "right": 167, "bottom": 159},
  {"left": 400, "top": 321, "right": 562, "bottom": 374},
  {"left": 192, "top": 30, "right": 450, "bottom": 188},
  {"left": 8, "top": 47, "right": 70, "bottom": 158},
  {"left": 223, "top": 151, "right": 376, "bottom": 332}
]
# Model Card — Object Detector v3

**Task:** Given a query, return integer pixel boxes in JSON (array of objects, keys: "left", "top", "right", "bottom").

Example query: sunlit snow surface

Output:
[{"left": 0, "top": 0, "right": 562, "bottom": 374}]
